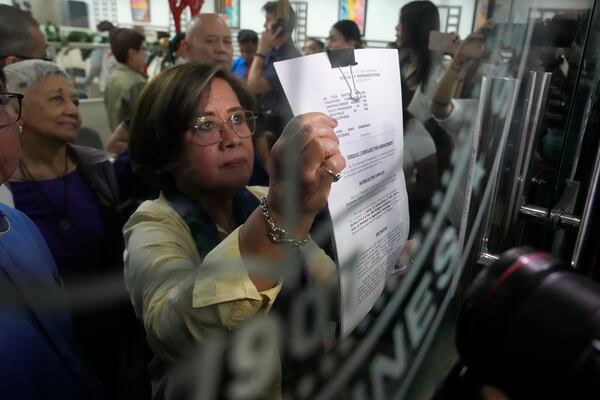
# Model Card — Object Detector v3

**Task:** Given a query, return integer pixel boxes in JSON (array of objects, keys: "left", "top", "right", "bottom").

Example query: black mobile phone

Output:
[{"left": 271, "top": 17, "right": 289, "bottom": 38}]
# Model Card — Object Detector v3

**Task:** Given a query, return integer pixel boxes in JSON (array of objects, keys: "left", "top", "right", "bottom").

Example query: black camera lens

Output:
[{"left": 457, "top": 247, "right": 600, "bottom": 399}]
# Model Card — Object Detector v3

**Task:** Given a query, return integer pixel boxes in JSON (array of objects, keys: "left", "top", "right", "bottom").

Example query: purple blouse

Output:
[{"left": 11, "top": 169, "right": 109, "bottom": 280}]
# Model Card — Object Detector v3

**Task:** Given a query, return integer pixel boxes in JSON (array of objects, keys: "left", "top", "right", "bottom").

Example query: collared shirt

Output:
[
  {"left": 231, "top": 56, "right": 250, "bottom": 79},
  {"left": 123, "top": 186, "right": 337, "bottom": 399},
  {"left": 104, "top": 63, "right": 147, "bottom": 131}
]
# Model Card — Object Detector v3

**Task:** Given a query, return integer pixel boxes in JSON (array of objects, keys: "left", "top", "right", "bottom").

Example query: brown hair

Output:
[
  {"left": 110, "top": 28, "right": 145, "bottom": 64},
  {"left": 129, "top": 64, "right": 255, "bottom": 190},
  {"left": 399, "top": 1, "right": 440, "bottom": 91}
]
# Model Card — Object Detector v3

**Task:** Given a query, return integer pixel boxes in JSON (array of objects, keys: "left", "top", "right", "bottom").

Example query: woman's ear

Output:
[
  {"left": 178, "top": 39, "right": 191, "bottom": 60},
  {"left": 127, "top": 48, "right": 137, "bottom": 64}
]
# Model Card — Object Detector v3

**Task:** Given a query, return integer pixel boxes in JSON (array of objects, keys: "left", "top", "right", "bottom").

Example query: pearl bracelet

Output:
[{"left": 259, "top": 196, "right": 310, "bottom": 247}]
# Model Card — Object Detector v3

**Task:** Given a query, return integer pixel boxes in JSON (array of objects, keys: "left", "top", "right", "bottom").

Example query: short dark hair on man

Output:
[
  {"left": 110, "top": 28, "right": 145, "bottom": 64},
  {"left": 237, "top": 29, "right": 258, "bottom": 45},
  {"left": 305, "top": 37, "right": 325, "bottom": 51},
  {"left": 262, "top": 1, "right": 297, "bottom": 34},
  {"left": 129, "top": 64, "right": 256, "bottom": 190},
  {"left": 0, "top": 5, "right": 41, "bottom": 58},
  {"left": 97, "top": 20, "right": 116, "bottom": 33}
]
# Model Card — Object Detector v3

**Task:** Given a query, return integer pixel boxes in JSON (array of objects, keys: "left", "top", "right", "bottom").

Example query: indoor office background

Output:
[
  {"left": 8, "top": 0, "right": 478, "bottom": 43},
  {"left": 7, "top": 0, "right": 594, "bottom": 43},
  {"left": 4, "top": 0, "right": 589, "bottom": 145},
  {"left": 3, "top": 0, "right": 600, "bottom": 399}
]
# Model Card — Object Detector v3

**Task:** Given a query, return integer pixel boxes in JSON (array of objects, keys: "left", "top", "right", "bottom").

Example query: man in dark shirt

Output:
[{"left": 247, "top": 2, "right": 302, "bottom": 140}]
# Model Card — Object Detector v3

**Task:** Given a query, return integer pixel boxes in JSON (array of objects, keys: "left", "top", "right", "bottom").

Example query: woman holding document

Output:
[{"left": 123, "top": 63, "right": 344, "bottom": 399}]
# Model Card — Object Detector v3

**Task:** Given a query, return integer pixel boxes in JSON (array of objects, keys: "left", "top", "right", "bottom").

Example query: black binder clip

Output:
[{"left": 326, "top": 48, "right": 362, "bottom": 102}]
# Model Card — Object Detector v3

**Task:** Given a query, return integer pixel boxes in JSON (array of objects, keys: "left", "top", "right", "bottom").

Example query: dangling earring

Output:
[{"left": 18, "top": 125, "right": 23, "bottom": 133}]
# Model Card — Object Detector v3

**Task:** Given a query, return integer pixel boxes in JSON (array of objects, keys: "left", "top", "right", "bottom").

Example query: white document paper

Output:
[{"left": 275, "top": 49, "right": 410, "bottom": 336}]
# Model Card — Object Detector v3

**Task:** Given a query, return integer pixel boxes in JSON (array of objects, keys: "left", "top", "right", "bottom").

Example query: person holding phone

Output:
[
  {"left": 247, "top": 1, "right": 302, "bottom": 142},
  {"left": 430, "top": 29, "right": 488, "bottom": 229}
]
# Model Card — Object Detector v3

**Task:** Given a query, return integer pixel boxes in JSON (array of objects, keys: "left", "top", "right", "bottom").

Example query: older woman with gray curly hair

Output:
[{"left": 4, "top": 59, "right": 140, "bottom": 398}]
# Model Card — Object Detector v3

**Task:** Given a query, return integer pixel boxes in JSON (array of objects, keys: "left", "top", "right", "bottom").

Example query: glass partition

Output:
[
  {"left": 6, "top": 1, "right": 600, "bottom": 399},
  {"left": 163, "top": 2, "right": 599, "bottom": 398}
]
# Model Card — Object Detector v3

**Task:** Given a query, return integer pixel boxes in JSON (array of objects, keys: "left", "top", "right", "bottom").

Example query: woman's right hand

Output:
[
  {"left": 452, "top": 27, "right": 491, "bottom": 67},
  {"left": 268, "top": 112, "right": 346, "bottom": 222}
]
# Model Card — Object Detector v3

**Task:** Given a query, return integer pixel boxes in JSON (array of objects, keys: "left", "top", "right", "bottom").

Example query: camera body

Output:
[{"left": 452, "top": 247, "right": 600, "bottom": 399}]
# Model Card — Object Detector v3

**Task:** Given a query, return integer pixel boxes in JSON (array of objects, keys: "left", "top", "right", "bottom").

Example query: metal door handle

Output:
[
  {"left": 478, "top": 205, "right": 581, "bottom": 265},
  {"left": 519, "top": 204, "right": 581, "bottom": 231}
]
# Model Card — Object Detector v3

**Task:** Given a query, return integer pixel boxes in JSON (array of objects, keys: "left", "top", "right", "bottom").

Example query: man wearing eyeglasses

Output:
[{"left": 0, "top": 5, "right": 50, "bottom": 67}]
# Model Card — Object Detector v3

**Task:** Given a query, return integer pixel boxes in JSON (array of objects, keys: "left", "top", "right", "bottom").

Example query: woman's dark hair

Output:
[
  {"left": 332, "top": 19, "right": 363, "bottom": 49},
  {"left": 129, "top": 64, "right": 256, "bottom": 190},
  {"left": 110, "top": 28, "right": 145, "bottom": 64},
  {"left": 399, "top": 1, "right": 440, "bottom": 90},
  {"left": 0, "top": 68, "right": 6, "bottom": 89}
]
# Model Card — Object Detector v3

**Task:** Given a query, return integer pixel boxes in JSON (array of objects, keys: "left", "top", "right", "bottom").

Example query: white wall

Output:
[
  {"left": 238, "top": 0, "right": 269, "bottom": 32},
  {"left": 435, "top": 0, "right": 476, "bottom": 38},
  {"left": 233, "top": 0, "right": 476, "bottom": 43},
  {"left": 116, "top": 0, "right": 171, "bottom": 30},
  {"left": 363, "top": 0, "right": 475, "bottom": 42},
  {"left": 23, "top": 0, "right": 478, "bottom": 42},
  {"left": 510, "top": 0, "right": 594, "bottom": 23},
  {"left": 104, "top": 0, "right": 592, "bottom": 40}
]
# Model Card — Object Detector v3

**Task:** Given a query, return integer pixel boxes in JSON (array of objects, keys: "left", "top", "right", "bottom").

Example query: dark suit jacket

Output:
[{"left": 0, "top": 204, "right": 102, "bottom": 399}]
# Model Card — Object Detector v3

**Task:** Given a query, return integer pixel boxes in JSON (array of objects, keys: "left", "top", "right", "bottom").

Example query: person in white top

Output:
[
  {"left": 395, "top": 1, "right": 446, "bottom": 123},
  {"left": 401, "top": 75, "right": 438, "bottom": 229},
  {"left": 430, "top": 29, "right": 488, "bottom": 228}
]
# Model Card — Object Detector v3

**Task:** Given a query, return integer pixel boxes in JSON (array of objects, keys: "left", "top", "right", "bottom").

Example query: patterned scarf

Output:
[{"left": 165, "top": 188, "right": 259, "bottom": 260}]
